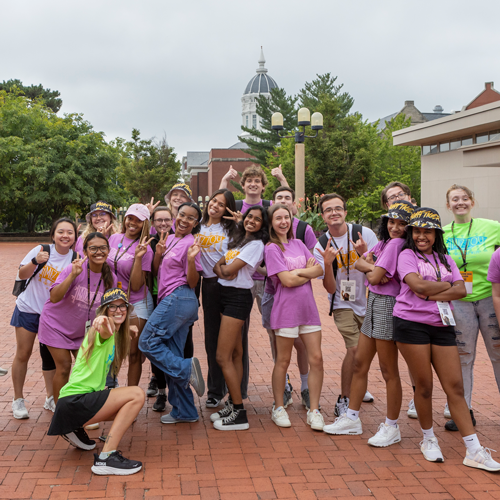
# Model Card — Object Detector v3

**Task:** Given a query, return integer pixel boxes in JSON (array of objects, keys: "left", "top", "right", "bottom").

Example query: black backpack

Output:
[
  {"left": 318, "top": 223, "right": 363, "bottom": 316},
  {"left": 295, "top": 219, "right": 308, "bottom": 244},
  {"left": 12, "top": 245, "right": 77, "bottom": 297},
  {"left": 235, "top": 199, "right": 271, "bottom": 212}
]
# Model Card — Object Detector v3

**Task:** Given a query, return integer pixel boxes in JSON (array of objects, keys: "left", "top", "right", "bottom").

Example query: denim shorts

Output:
[
  {"left": 220, "top": 286, "right": 253, "bottom": 321},
  {"left": 130, "top": 291, "right": 154, "bottom": 320},
  {"left": 261, "top": 292, "right": 274, "bottom": 330},
  {"left": 10, "top": 306, "right": 40, "bottom": 334}
]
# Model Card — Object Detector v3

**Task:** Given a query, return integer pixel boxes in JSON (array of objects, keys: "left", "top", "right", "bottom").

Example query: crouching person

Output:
[{"left": 48, "top": 288, "right": 144, "bottom": 476}]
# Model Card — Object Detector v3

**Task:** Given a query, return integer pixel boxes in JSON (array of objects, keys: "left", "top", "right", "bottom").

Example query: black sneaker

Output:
[
  {"left": 213, "top": 408, "right": 249, "bottom": 431},
  {"left": 206, "top": 397, "right": 221, "bottom": 408},
  {"left": 210, "top": 398, "right": 233, "bottom": 422},
  {"left": 445, "top": 409, "right": 476, "bottom": 431},
  {"left": 152, "top": 393, "right": 167, "bottom": 412},
  {"left": 63, "top": 427, "right": 96, "bottom": 450},
  {"left": 147, "top": 376, "right": 158, "bottom": 397},
  {"left": 91, "top": 450, "right": 142, "bottom": 476}
]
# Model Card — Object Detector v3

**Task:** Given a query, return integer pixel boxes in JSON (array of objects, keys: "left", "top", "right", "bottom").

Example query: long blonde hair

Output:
[
  {"left": 82, "top": 216, "right": 120, "bottom": 241},
  {"left": 82, "top": 307, "right": 131, "bottom": 377}
]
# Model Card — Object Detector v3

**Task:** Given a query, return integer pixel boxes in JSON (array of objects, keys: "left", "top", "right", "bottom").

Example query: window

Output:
[
  {"left": 430, "top": 144, "right": 438, "bottom": 154},
  {"left": 252, "top": 115, "right": 257, "bottom": 128},
  {"left": 245, "top": 115, "right": 249, "bottom": 127},
  {"left": 439, "top": 142, "right": 450, "bottom": 152},
  {"left": 462, "top": 137, "right": 473, "bottom": 146},
  {"left": 489, "top": 130, "right": 500, "bottom": 142},
  {"left": 422, "top": 145, "right": 431, "bottom": 155},
  {"left": 476, "top": 133, "right": 489, "bottom": 144},
  {"left": 450, "top": 140, "right": 461, "bottom": 150}
]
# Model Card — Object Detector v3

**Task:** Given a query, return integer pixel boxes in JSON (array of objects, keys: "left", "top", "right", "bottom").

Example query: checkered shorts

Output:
[{"left": 360, "top": 291, "right": 396, "bottom": 341}]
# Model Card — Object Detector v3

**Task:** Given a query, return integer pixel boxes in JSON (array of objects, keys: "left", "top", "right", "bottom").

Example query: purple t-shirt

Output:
[
  {"left": 107, "top": 234, "right": 153, "bottom": 304},
  {"left": 393, "top": 249, "right": 463, "bottom": 327},
  {"left": 157, "top": 234, "right": 203, "bottom": 302},
  {"left": 38, "top": 265, "right": 117, "bottom": 350},
  {"left": 487, "top": 248, "right": 500, "bottom": 283},
  {"left": 75, "top": 236, "right": 84, "bottom": 257},
  {"left": 365, "top": 238, "right": 405, "bottom": 297},
  {"left": 292, "top": 217, "right": 317, "bottom": 250},
  {"left": 265, "top": 239, "right": 321, "bottom": 330}
]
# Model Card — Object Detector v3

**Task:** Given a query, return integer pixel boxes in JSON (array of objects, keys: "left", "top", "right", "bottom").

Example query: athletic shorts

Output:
[
  {"left": 393, "top": 316, "right": 456, "bottom": 347},
  {"left": 220, "top": 286, "right": 253, "bottom": 321},
  {"left": 10, "top": 306, "right": 40, "bottom": 334}
]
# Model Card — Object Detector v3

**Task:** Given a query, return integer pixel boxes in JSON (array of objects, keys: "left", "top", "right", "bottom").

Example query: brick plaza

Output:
[{"left": 1, "top": 242, "right": 500, "bottom": 499}]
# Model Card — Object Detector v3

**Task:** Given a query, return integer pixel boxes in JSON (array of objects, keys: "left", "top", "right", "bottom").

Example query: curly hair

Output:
[
  {"left": 403, "top": 227, "right": 452, "bottom": 273},
  {"left": 228, "top": 205, "right": 269, "bottom": 250},
  {"left": 241, "top": 164, "right": 268, "bottom": 188}
]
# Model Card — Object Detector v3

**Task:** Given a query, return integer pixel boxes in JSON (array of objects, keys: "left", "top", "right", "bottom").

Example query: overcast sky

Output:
[{"left": 2, "top": 0, "right": 499, "bottom": 159}]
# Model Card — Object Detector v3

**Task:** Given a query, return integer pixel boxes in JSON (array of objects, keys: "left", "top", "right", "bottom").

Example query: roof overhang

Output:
[
  {"left": 462, "top": 139, "right": 500, "bottom": 168},
  {"left": 393, "top": 100, "right": 500, "bottom": 146}
]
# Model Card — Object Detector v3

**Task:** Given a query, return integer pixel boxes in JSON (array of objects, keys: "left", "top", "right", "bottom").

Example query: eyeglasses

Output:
[
  {"left": 87, "top": 245, "right": 109, "bottom": 254},
  {"left": 387, "top": 192, "right": 408, "bottom": 203},
  {"left": 177, "top": 212, "right": 198, "bottom": 223},
  {"left": 322, "top": 206, "right": 345, "bottom": 214},
  {"left": 107, "top": 304, "right": 128, "bottom": 312},
  {"left": 91, "top": 211, "right": 109, "bottom": 218},
  {"left": 154, "top": 218, "right": 172, "bottom": 224}
]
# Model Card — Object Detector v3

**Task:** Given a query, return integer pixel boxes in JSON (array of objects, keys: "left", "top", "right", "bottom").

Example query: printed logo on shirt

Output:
[
  {"left": 445, "top": 234, "right": 488, "bottom": 256},
  {"left": 284, "top": 255, "right": 307, "bottom": 271},
  {"left": 37, "top": 265, "right": 61, "bottom": 286},
  {"left": 225, "top": 249, "right": 240, "bottom": 264},
  {"left": 70, "top": 285, "right": 105, "bottom": 309},
  {"left": 198, "top": 234, "right": 226, "bottom": 252},
  {"left": 106, "top": 345, "right": 115, "bottom": 371},
  {"left": 335, "top": 249, "right": 360, "bottom": 272},
  {"left": 417, "top": 259, "right": 453, "bottom": 281}
]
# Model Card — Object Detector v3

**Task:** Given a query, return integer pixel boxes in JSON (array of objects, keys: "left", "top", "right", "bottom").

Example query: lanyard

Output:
[
  {"left": 114, "top": 234, "right": 140, "bottom": 274},
  {"left": 161, "top": 236, "right": 183, "bottom": 261},
  {"left": 330, "top": 224, "right": 351, "bottom": 280},
  {"left": 87, "top": 262, "right": 103, "bottom": 321},
  {"left": 418, "top": 251, "right": 442, "bottom": 281},
  {"left": 451, "top": 219, "right": 473, "bottom": 271}
]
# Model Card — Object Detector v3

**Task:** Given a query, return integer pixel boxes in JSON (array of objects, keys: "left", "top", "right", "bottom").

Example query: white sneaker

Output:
[
  {"left": 0, "top": 367, "right": 8, "bottom": 376},
  {"left": 323, "top": 414, "right": 362, "bottom": 435},
  {"left": 368, "top": 423, "right": 401, "bottom": 447},
  {"left": 44, "top": 396, "right": 56, "bottom": 413},
  {"left": 12, "top": 398, "right": 29, "bottom": 419},
  {"left": 444, "top": 403, "right": 451, "bottom": 419},
  {"left": 420, "top": 437, "right": 444, "bottom": 462},
  {"left": 85, "top": 422, "right": 100, "bottom": 430},
  {"left": 363, "top": 390, "right": 374, "bottom": 403},
  {"left": 407, "top": 399, "right": 418, "bottom": 419},
  {"left": 463, "top": 447, "right": 500, "bottom": 472},
  {"left": 307, "top": 409, "right": 325, "bottom": 431},
  {"left": 271, "top": 406, "right": 291, "bottom": 428}
]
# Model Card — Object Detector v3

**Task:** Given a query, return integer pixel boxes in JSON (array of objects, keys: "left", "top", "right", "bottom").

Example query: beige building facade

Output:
[{"left": 392, "top": 100, "right": 500, "bottom": 225}]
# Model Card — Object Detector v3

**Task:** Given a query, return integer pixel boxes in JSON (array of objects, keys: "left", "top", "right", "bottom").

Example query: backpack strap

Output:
[
  {"left": 26, "top": 244, "right": 51, "bottom": 287},
  {"left": 318, "top": 233, "right": 338, "bottom": 316},
  {"left": 235, "top": 199, "right": 243, "bottom": 211},
  {"left": 295, "top": 220, "right": 307, "bottom": 244},
  {"left": 262, "top": 199, "right": 271, "bottom": 208}
]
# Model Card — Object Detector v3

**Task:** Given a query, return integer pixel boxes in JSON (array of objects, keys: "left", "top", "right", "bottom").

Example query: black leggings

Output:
[{"left": 39, "top": 342, "right": 56, "bottom": 371}]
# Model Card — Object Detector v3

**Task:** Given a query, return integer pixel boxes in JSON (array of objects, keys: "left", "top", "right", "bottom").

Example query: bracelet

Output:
[{"left": 31, "top": 257, "right": 39, "bottom": 265}]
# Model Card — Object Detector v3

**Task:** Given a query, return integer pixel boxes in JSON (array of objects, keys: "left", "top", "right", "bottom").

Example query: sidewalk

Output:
[{"left": 1, "top": 242, "right": 500, "bottom": 499}]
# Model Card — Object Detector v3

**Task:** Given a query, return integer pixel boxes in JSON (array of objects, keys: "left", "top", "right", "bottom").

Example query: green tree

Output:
[
  {"left": 0, "top": 79, "right": 62, "bottom": 113},
  {"left": 117, "top": 129, "right": 181, "bottom": 204},
  {"left": 239, "top": 87, "right": 297, "bottom": 165},
  {"left": 347, "top": 114, "right": 421, "bottom": 224},
  {"left": 0, "top": 91, "right": 121, "bottom": 232}
]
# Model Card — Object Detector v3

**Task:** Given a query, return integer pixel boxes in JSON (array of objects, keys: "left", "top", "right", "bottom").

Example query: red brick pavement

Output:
[{"left": 1, "top": 241, "right": 500, "bottom": 499}]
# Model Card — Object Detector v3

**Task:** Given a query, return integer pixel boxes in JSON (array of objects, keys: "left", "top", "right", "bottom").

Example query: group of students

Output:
[{"left": 8, "top": 164, "right": 500, "bottom": 476}]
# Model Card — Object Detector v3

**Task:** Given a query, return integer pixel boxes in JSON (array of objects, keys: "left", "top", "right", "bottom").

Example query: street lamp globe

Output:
[
  {"left": 271, "top": 112, "right": 284, "bottom": 130},
  {"left": 311, "top": 112, "right": 324, "bottom": 130},
  {"left": 298, "top": 107, "right": 311, "bottom": 126}
]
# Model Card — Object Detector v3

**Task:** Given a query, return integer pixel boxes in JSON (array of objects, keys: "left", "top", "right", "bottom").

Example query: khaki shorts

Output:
[{"left": 333, "top": 308, "right": 364, "bottom": 349}]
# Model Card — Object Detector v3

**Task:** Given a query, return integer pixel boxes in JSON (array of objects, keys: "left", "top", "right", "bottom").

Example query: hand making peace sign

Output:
[
  {"left": 187, "top": 238, "right": 201, "bottom": 260},
  {"left": 70, "top": 255, "right": 88, "bottom": 278},
  {"left": 146, "top": 197, "right": 161, "bottom": 215},
  {"left": 224, "top": 207, "right": 243, "bottom": 224},
  {"left": 156, "top": 231, "right": 168, "bottom": 255},
  {"left": 135, "top": 236, "right": 154, "bottom": 259}
]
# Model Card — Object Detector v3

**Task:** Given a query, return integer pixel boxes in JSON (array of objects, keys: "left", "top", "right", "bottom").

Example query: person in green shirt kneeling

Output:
[{"left": 48, "top": 288, "right": 144, "bottom": 476}]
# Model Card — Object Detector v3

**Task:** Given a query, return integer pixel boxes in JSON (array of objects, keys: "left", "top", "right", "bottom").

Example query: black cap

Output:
[{"left": 100, "top": 288, "right": 129, "bottom": 308}]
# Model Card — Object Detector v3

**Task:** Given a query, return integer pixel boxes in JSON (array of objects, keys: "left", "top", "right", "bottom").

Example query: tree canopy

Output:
[{"left": 0, "top": 79, "right": 62, "bottom": 113}]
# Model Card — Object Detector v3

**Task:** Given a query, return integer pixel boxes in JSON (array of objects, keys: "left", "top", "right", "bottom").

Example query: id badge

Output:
[
  {"left": 437, "top": 301, "right": 456, "bottom": 326},
  {"left": 85, "top": 320, "right": 91, "bottom": 334},
  {"left": 460, "top": 271, "right": 473, "bottom": 295},
  {"left": 340, "top": 280, "right": 356, "bottom": 302}
]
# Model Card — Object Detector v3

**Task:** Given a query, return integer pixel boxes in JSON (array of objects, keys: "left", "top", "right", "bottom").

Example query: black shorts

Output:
[
  {"left": 219, "top": 286, "right": 253, "bottom": 321},
  {"left": 393, "top": 316, "right": 456, "bottom": 347},
  {"left": 47, "top": 390, "right": 110, "bottom": 436}
]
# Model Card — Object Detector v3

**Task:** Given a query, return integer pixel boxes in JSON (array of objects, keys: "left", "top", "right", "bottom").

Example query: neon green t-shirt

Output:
[
  {"left": 59, "top": 333, "right": 115, "bottom": 398},
  {"left": 443, "top": 218, "right": 500, "bottom": 302}
]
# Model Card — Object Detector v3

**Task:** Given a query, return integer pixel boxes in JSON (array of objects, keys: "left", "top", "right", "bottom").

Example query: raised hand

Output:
[
  {"left": 317, "top": 238, "right": 341, "bottom": 267},
  {"left": 271, "top": 164, "right": 285, "bottom": 182},
  {"left": 146, "top": 197, "right": 161, "bottom": 215},
  {"left": 35, "top": 245, "right": 50, "bottom": 265},
  {"left": 96, "top": 221, "right": 114, "bottom": 236},
  {"left": 351, "top": 232, "right": 368, "bottom": 256},
  {"left": 187, "top": 240, "right": 201, "bottom": 260},
  {"left": 77, "top": 223, "right": 82, "bottom": 235},
  {"left": 156, "top": 232, "right": 167, "bottom": 255},
  {"left": 135, "top": 236, "right": 153, "bottom": 259},
  {"left": 222, "top": 165, "right": 239, "bottom": 181},
  {"left": 223, "top": 207, "right": 243, "bottom": 224},
  {"left": 71, "top": 256, "right": 88, "bottom": 277}
]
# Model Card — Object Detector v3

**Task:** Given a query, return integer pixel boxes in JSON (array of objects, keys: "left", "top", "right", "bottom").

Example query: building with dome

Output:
[
  {"left": 241, "top": 48, "right": 278, "bottom": 134},
  {"left": 183, "top": 49, "right": 278, "bottom": 200}
]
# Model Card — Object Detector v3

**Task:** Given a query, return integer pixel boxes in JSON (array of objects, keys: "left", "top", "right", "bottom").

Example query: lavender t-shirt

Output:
[
  {"left": 75, "top": 236, "right": 84, "bottom": 257},
  {"left": 265, "top": 239, "right": 321, "bottom": 330},
  {"left": 393, "top": 249, "right": 463, "bottom": 327},
  {"left": 38, "top": 265, "right": 117, "bottom": 350},
  {"left": 107, "top": 234, "right": 153, "bottom": 304},
  {"left": 157, "top": 234, "right": 202, "bottom": 302},
  {"left": 487, "top": 248, "right": 500, "bottom": 283},
  {"left": 365, "top": 238, "right": 405, "bottom": 297}
]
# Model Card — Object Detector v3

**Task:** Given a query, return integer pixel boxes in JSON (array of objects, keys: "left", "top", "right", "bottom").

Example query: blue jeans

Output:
[{"left": 139, "top": 285, "right": 199, "bottom": 420}]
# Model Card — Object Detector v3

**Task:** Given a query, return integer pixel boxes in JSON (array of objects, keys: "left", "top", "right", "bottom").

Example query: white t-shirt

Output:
[
  {"left": 218, "top": 240, "right": 265, "bottom": 289},
  {"left": 313, "top": 224, "right": 378, "bottom": 317},
  {"left": 198, "top": 223, "right": 229, "bottom": 278},
  {"left": 16, "top": 244, "right": 75, "bottom": 315}
]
